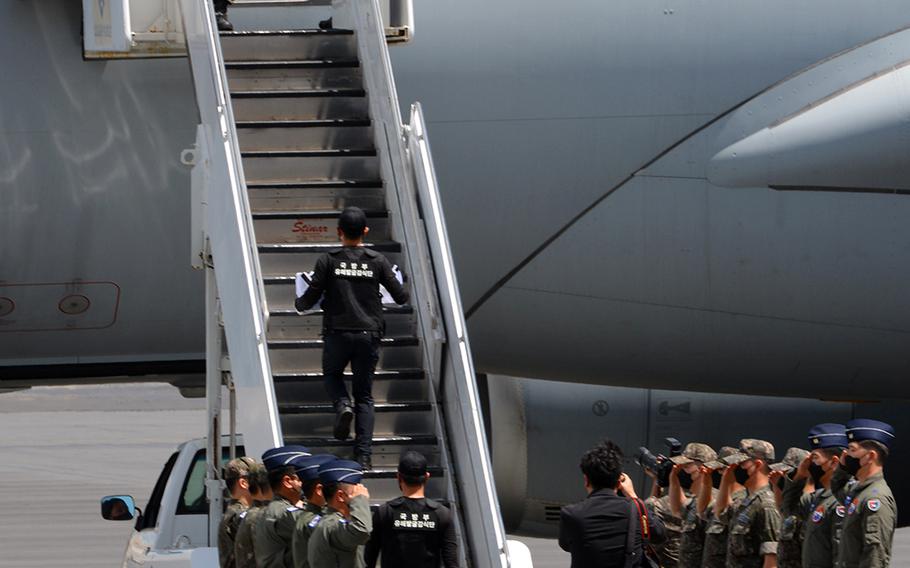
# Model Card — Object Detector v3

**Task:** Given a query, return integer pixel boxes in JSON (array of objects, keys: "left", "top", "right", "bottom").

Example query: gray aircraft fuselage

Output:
[{"left": 2, "top": 1, "right": 909, "bottom": 402}]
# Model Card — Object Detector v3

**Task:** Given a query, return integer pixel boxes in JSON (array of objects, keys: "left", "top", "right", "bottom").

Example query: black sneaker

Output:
[
  {"left": 318, "top": 17, "right": 333, "bottom": 30},
  {"left": 333, "top": 404, "right": 354, "bottom": 441},
  {"left": 355, "top": 453, "right": 372, "bottom": 471},
  {"left": 216, "top": 13, "right": 234, "bottom": 31}
]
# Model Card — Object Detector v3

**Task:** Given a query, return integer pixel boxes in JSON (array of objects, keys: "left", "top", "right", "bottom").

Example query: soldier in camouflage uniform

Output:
[
  {"left": 308, "top": 459, "right": 373, "bottom": 568},
  {"left": 771, "top": 447, "right": 810, "bottom": 568},
  {"left": 291, "top": 455, "right": 335, "bottom": 568},
  {"left": 782, "top": 423, "right": 848, "bottom": 568},
  {"left": 667, "top": 442, "right": 717, "bottom": 568},
  {"left": 717, "top": 439, "right": 782, "bottom": 568},
  {"left": 236, "top": 463, "right": 274, "bottom": 568},
  {"left": 218, "top": 457, "right": 257, "bottom": 568},
  {"left": 254, "top": 447, "right": 311, "bottom": 568},
  {"left": 645, "top": 484, "right": 682, "bottom": 567},
  {"left": 702, "top": 446, "right": 747, "bottom": 568},
  {"left": 832, "top": 419, "right": 897, "bottom": 568}
]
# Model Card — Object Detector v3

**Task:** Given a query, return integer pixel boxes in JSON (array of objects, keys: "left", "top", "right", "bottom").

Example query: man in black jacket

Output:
[
  {"left": 364, "top": 451, "right": 458, "bottom": 567},
  {"left": 296, "top": 207, "right": 409, "bottom": 470},
  {"left": 560, "top": 440, "right": 666, "bottom": 567}
]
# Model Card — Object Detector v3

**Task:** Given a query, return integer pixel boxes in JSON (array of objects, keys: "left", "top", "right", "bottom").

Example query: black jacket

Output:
[
  {"left": 364, "top": 496, "right": 458, "bottom": 568},
  {"left": 295, "top": 246, "right": 409, "bottom": 333},
  {"left": 559, "top": 488, "right": 666, "bottom": 568}
]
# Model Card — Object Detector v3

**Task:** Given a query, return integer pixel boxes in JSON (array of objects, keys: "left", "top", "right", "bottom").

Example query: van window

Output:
[
  {"left": 138, "top": 451, "right": 179, "bottom": 530},
  {"left": 177, "top": 447, "right": 245, "bottom": 515}
]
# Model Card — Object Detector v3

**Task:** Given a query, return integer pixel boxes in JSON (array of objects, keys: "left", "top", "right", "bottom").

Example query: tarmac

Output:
[{"left": 1, "top": 382, "right": 908, "bottom": 567}]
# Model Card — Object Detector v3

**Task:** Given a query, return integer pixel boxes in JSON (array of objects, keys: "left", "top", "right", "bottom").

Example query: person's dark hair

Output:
[
  {"left": 250, "top": 465, "right": 268, "bottom": 495},
  {"left": 322, "top": 482, "right": 339, "bottom": 503},
  {"left": 580, "top": 440, "right": 623, "bottom": 490},
  {"left": 860, "top": 440, "right": 889, "bottom": 465},
  {"left": 302, "top": 479, "right": 322, "bottom": 501},
  {"left": 819, "top": 447, "right": 845, "bottom": 460},
  {"left": 226, "top": 474, "right": 247, "bottom": 493},
  {"left": 338, "top": 206, "right": 367, "bottom": 239},
  {"left": 268, "top": 466, "right": 297, "bottom": 492},
  {"left": 400, "top": 472, "right": 427, "bottom": 487}
]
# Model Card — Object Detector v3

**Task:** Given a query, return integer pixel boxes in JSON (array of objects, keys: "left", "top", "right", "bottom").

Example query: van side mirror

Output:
[{"left": 101, "top": 495, "right": 136, "bottom": 521}]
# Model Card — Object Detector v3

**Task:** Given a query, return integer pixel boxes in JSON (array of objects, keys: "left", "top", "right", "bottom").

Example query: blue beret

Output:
[
  {"left": 808, "top": 423, "right": 848, "bottom": 449},
  {"left": 293, "top": 454, "right": 336, "bottom": 482},
  {"left": 318, "top": 459, "right": 364, "bottom": 485},
  {"left": 846, "top": 419, "right": 895, "bottom": 449},
  {"left": 262, "top": 445, "right": 311, "bottom": 472}
]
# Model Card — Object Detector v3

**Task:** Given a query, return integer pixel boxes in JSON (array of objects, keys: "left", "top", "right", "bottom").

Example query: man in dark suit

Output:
[{"left": 560, "top": 440, "right": 665, "bottom": 567}]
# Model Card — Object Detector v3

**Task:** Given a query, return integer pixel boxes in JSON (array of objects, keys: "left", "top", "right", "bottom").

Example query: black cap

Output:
[
  {"left": 398, "top": 451, "right": 428, "bottom": 477},
  {"left": 338, "top": 206, "right": 367, "bottom": 238}
]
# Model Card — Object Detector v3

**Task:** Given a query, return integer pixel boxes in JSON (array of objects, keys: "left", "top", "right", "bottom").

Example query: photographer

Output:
[
  {"left": 559, "top": 440, "right": 665, "bottom": 567},
  {"left": 638, "top": 438, "right": 684, "bottom": 567}
]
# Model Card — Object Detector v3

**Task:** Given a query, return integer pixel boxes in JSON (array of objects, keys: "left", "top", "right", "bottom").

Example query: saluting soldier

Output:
[
  {"left": 254, "top": 446, "right": 311, "bottom": 568},
  {"left": 715, "top": 439, "right": 782, "bottom": 568},
  {"left": 832, "top": 419, "right": 897, "bottom": 568},
  {"left": 781, "top": 423, "right": 848, "bottom": 568},
  {"left": 236, "top": 463, "right": 274, "bottom": 568},
  {"left": 702, "top": 446, "right": 747, "bottom": 568},
  {"left": 770, "top": 447, "right": 810, "bottom": 568},
  {"left": 218, "top": 457, "right": 257, "bottom": 568},
  {"left": 291, "top": 454, "right": 335, "bottom": 568},
  {"left": 667, "top": 443, "right": 717, "bottom": 568},
  {"left": 308, "top": 459, "right": 373, "bottom": 568}
]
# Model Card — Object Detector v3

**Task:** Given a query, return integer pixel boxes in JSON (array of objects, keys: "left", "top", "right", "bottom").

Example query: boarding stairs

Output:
[{"left": 180, "top": 0, "right": 512, "bottom": 566}]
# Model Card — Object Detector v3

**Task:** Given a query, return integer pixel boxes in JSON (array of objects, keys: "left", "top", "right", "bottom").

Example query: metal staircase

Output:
[{"left": 180, "top": 0, "right": 513, "bottom": 565}]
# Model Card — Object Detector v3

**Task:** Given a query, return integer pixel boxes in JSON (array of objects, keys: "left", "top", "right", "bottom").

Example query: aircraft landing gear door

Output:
[
  {"left": 83, "top": 0, "right": 186, "bottom": 59},
  {"left": 383, "top": 0, "right": 414, "bottom": 43}
]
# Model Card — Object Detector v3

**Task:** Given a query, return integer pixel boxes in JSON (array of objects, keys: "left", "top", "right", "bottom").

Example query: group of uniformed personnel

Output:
[
  {"left": 642, "top": 419, "right": 896, "bottom": 568},
  {"left": 217, "top": 446, "right": 458, "bottom": 568}
]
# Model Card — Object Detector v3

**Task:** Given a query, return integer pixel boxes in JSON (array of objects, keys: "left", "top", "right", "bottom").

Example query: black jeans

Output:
[{"left": 322, "top": 331, "right": 380, "bottom": 457}]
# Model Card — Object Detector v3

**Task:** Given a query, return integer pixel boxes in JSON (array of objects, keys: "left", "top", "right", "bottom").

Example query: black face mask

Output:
[
  {"left": 712, "top": 470, "right": 723, "bottom": 489},
  {"left": 733, "top": 466, "right": 751, "bottom": 486},
  {"left": 678, "top": 470, "right": 694, "bottom": 491},
  {"left": 808, "top": 462, "right": 826, "bottom": 486},
  {"left": 776, "top": 476, "right": 786, "bottom": 491},
  {"left": 843, "top": 455, "right": 863, "bottom": 476}
]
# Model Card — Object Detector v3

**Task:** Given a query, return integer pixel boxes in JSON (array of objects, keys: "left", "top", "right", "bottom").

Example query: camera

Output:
[{"left": 635, "top": 437, "right": 682, "bottom": 488}]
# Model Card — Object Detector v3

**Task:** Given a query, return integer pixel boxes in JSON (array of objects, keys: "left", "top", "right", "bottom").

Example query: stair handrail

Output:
[
  {"left": 342, "top": 0, "right": 510, "bottom": 564},
  {"left": 179, "top": 0, "right": 283, "bottom": 455},
  {"left": 407, "top": 103, "right": 512, "bottom": 568}
]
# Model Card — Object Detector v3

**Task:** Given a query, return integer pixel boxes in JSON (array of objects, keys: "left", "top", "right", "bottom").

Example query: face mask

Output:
[
  {"left": 808, "top": 462, "right": 826, "bottom": 486},
  {"left": 776, "top": 476, "right": 786, "bottom": 491},
  {"left": 678, "top": 470, "right": 694, "bottom": 491},
  {"left": 712, "top": 470, "right": 723, "bottom": 489},
  {"left": 843, "top": 455, "right": 863, "bottom": 476},
  {"left": 733, "top": 466, "right": 751, "bottom": 486}
]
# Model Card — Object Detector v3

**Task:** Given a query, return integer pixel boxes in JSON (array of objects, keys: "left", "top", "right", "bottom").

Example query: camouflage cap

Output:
[
  {"left": 224, "top": 456, "right": 258, "bottom": 480},
  {"left": 705, "top": 446, "right": 739, "bottom": 469},
  {"left": 669, "top": 443, "right": 718, "bottom": 465},
  {"left": 727, "top": 438, "right": 776, "bottom": 464},
  {"left": 770, "top": 447, "right": 809, "bottom": 472}
]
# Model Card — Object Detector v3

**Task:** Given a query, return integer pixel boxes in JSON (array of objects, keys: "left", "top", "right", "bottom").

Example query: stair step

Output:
[
  {"left": 257, "top": 241, "right": 401, "bottom": 253},
  {"left": 246, "top": 180, "right": 382, "bottom": 189},
  {"left": 268, "top": 305, "right": 409, "bottom": 315},
  {"left": 225, "top": 59, "right": 359, "bottom": 70},
  {"left": 242, "top": 155, "right": 379, "bottom": 184},
  {"left": 258, "top": 250, "right": 403, "bottom": 280},
  {"left": 252, "top": 209, "right": 385, "bottom": 220},
  {"left": 286, "top": 434, "right": 438, "bottom": 447},
  {"left": 220, "top": 29, "right": 356, "bottom": 63},
  {"left": 273, "top": 369, "right": 424, "bottom": 382},
  {"left": 231, "top": 88, "right": 366, "bottom": 99},
  {"left": 363, "top": 466, "right": 444, "bottom": 479},
  {"left": 227, "top": 63, "right": 361, "bottom": 92},
  {"left": 236, "top": 119, "right": 371, "bottom": 128},
  {"left": 268, "top": 336, "right": 419, "bottom": 349},
  {"left": 252, "top": 210, "right": 388, "bottom": 244},
  {"left": 279, "top": 401, "right": 432, "bottom": 414},
  {"left": 241, "top": 149, "right": 376, "bottom": 158}
]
